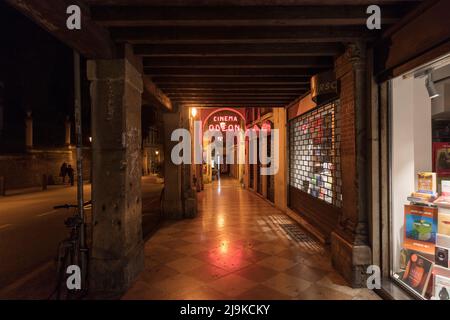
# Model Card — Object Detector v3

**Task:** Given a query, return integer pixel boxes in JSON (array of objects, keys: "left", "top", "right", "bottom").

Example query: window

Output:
[
  {"left": 389, "top": 55, "right": 450, "bottom": 300},
  {"left": 289, "top": 101, "right": 342, "bottom": 207}
]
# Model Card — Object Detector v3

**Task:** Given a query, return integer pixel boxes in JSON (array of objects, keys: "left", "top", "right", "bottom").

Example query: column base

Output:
[
  {"left": 163, "top": 198, "right": 184, "bottom": 219},
  {"left": 184, "top": 198, "right": 197, "bottom": 219},
  {"left": 331, "top": 231, "right": 372, "bottom": 288},
  {"left": 89, "top": 241, "right": 144, "bottom": 298}
]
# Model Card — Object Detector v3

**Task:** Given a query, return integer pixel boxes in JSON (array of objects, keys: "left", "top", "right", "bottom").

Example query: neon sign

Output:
[{"left": 207, "top": 113, "right": 242, "bottom": 132}]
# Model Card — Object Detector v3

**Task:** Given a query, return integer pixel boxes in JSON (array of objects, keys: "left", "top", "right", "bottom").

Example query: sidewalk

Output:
[
  {"left": 3, "top": 184, "right": 71, "bottom": 197},
  {"left": 123, "top": 178, "right": 380, "bottom": 300}
]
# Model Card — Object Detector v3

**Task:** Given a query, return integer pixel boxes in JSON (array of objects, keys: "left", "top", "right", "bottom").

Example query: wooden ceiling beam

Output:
[
  {"left": 152, "top": 76, "right": 310, "bottom": 84},
  {"left": 134, "top": 43, "right": 342, "bottom": 57},
  {"left": 167, "top": 93, "right": 299, "bottom": 97},
  {"left": 145, "top": 67, "right": 321, "bottom": 76},
  {"left": 161, "top": 88, "right": 307, "bottom": 92},
  {"left": 90, "top": 5, "right": 407, "bottom": 27},
  {"left": 85, "top": 1, "right": 422, "bottom": 6},
  {"left": 180, "top": 102, "right": 289, "bottom": 107},
  {"left": 159, "top": 84, "right": 308, "bottom": 90},
  {"left": 172, "top": 100, "right": 294, "bottom": 104},
  {"left": 142, "top": 56, "right": 333, "bottom": 68},
  {"left": 158, "top": 84, "right": 309, "bottom": 89},
  {"left": 110, "top": 25, "right": 374, "bottom": 44}
]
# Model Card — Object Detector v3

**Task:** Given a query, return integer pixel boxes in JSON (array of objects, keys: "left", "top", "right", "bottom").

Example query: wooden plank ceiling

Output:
[{"left": 84, "top": 0, "right": 422, "bottom": 108}]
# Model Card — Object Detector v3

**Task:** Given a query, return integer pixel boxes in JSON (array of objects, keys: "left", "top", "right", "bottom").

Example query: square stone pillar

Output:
[
  {"left": 162, "top": 108, "right": 197, "bottom": 219},
  {"left": 162, "top": 111, "right": 183, "bottom": 219},
  {"left": 87, "top": 59, "right": 144, "bottom": 296}
]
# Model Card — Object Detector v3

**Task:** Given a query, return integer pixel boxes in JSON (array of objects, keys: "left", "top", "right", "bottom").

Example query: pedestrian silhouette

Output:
[
  {"left": 67, "top": 165, "right": 75, "bottom": 186},
  {"left": 60, "top": 162, "right": 68, "bottom": 184}
]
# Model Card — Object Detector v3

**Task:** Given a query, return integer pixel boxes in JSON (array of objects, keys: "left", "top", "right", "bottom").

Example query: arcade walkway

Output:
[{"left": 123, "top": 178, "right": 379, "bottom": 300}]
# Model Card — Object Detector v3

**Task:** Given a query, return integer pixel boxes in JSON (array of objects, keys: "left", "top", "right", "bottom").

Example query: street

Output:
[{"left": 0, "top": 177, "right": 163, "bottom": 298}]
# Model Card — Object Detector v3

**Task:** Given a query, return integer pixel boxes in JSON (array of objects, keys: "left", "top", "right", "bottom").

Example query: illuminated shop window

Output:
[
  {"left": 289, "top": 101, "right": 342, "bottom": 208},
  {"left": 390, "top": 54, "right": 450, "bottom": 300}
]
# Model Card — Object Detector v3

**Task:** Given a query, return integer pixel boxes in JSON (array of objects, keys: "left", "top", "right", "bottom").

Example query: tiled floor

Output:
[{"left": 123, "top": 178, "right": 380, "bottom": 300}]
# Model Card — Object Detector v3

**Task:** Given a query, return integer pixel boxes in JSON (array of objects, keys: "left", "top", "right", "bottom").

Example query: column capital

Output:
[
  {"left": 345, "top": 41, "right": 367, "bottom": 65},
  {"left": 87, "top": 59, "right": 143, "bottom": 94}
]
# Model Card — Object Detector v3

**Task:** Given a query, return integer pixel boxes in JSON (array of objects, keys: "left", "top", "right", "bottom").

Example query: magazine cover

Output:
[
  {"left": 438, "top": 211, "right": 450, "bottom": 236},
  {"left": 417, "top": 172, "right": 437, "bottom": 195},
  {"left": 433, "top": 142, "right": 450, "bottom": 176},
  {"left": 400, "top": 252, "right": 434, "bottom": 297},
  {"left": 433, "top": 180, "right": 450, "bottom": 206},
  {"left": 436, "top": 246, "right": 449, "bottom": 268},
  {"left": 404, "top": 204, "right": 438, "bottom": 255},
  {"left": 434, "top": 275, "right": 450, "bottom": 300}
]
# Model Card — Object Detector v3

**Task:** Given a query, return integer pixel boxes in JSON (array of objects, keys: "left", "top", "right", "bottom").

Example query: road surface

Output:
[{"left": 0, "top": 177, "right": 163, "bottom": 298}]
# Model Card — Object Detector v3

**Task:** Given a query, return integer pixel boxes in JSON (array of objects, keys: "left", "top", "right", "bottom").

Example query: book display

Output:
[
  {"left": 394, "top": 175, "right": 450, "bottom": 299},
  {"left": 289, "top": 102, "right": 342, "bottom": 208},
  {"left": 388, "top": 56, "right": 450, "bottom": 301}
]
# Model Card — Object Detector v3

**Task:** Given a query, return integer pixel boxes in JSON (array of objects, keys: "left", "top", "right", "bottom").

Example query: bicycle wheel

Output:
[{"left": 56, "top": 242, "right": 75, "bottom": 300}]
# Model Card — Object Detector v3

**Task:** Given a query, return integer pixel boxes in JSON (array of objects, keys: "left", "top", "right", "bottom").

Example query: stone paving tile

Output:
[
  {"left": 234, "top": 265, "right": 280, "bottom": 283},
  {"left": 295, "top": 284, "right": 354, "bottom": 300},
  {"left": 166, "top": 257, "right": 205, "bottom": 273},
  {"left": 207, "top": 274, "right": 258, "bottom": 297},
  {"left": 263, "top": 273, "right": 312, "bottom": 297},
  {"left": 235, "top": 284, "right": 292, "bottom": 300}
]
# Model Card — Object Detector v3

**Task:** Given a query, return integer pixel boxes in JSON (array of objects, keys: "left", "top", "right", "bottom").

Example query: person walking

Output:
[
  {"left": 60, "top": 162, "right": 68, "bottom": 184},
  {"left": 67, "top": 165, "right": 75, "bottom": 186}
]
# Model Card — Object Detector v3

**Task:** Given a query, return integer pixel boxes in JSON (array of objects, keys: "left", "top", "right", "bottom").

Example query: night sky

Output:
[{"left": 0, "top": 2, "right": 74, "bottom": 151}]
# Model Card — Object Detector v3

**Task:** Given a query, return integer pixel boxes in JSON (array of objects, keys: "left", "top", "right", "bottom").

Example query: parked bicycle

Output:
[{"left": 49, "top": 200, "right": 91, "bottom": 300}]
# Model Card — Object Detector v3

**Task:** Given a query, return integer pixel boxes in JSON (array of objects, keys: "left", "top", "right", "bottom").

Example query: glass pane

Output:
[{"left": 390, "top": 57, "right": 450, "bottom": 300}]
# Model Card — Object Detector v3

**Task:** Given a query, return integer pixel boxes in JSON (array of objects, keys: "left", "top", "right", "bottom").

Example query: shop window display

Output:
[
  {"left": 390, "top": 55, "right": 450, "bottom": 300},
  {"left": 289, "top": 101, "right": 342, "bottom": 207}
]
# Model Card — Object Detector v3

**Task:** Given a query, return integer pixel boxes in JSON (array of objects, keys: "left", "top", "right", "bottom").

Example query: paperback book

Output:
[
  {"left": 398, "top": 251, "right": 434, "bottom": 298},
  {"left": 434, "top": 275, "right": 450, "bottom": 300},
  {"left": 403, "top": 204, "right": 438, "bottom": 255}
]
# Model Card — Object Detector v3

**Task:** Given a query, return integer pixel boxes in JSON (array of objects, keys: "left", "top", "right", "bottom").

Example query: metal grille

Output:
[
  {"left": 267, "top": 215, "right": 324, "bottom": 254},
  {"left": 289, "top": 101, "right": 342, "bottom": 208}
]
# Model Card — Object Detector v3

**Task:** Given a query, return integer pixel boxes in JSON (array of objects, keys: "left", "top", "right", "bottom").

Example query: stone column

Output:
[
  {"left": 162, "top": 107, "right": 197, "bottom": 219},
  {"left": 0, "top": 82, "right": 4, "bottom": 138},
  {"left": 142, "top": 149, "right": 148, "bottom": 176},
  {"left": 350, "top": 41, "right": 370, "bottom": 247},
  {"left": 87, "top": 58, "right": 144, "bottom": 296},
  {"left": 64, "top": 116, "right": 71, "bottom": 146},
  {"left": 163, "top": 110, "right": 184, "bottom": 219},
  {"left": 25, "top": 111, "right": 33, "bottom": 150},
  {"left": 182, "top": 107, "right": 197, "bottom": 218},
  {"left": 331, "top": 41, "right": 371, "bottom": 288}
]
